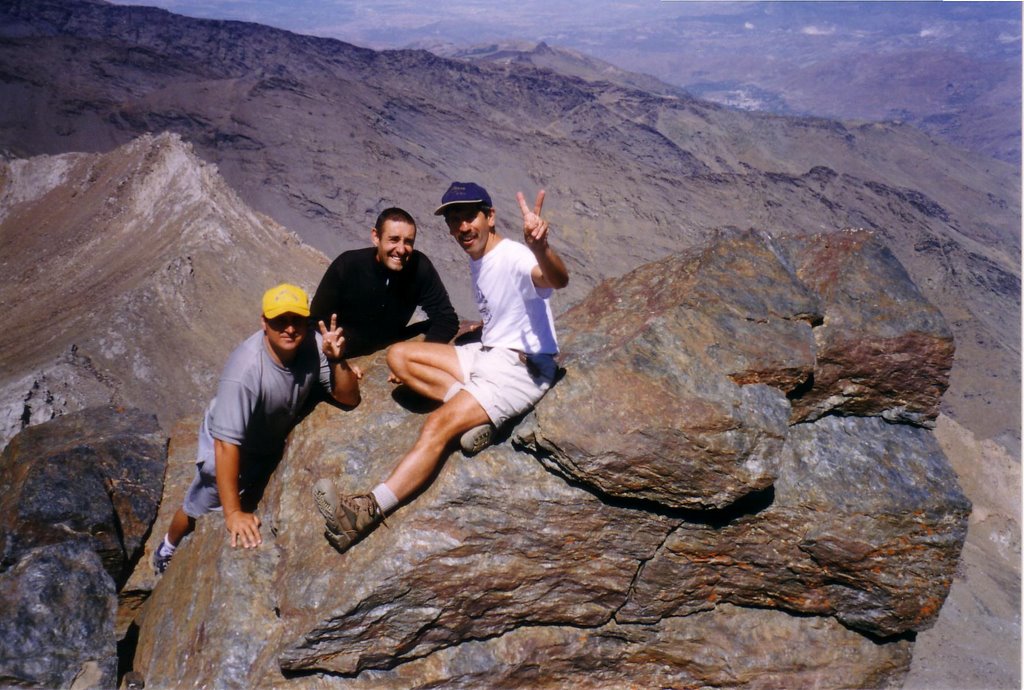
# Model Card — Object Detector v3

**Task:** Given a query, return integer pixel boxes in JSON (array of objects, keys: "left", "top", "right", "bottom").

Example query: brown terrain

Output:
[{"left": 0, "top": 0, "right": 1019, "bottom": 687}]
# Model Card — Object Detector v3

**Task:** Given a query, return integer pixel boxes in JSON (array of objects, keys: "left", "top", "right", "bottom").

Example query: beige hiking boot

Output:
[
  {"left": 312, "top": 478, "right": 385, "bottom": 553},
  {"left": 460, "top": 423, "right": 494, "bottom": 455}
]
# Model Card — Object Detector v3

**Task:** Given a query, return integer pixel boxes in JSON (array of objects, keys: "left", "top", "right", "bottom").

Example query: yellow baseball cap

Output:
[{"left": 262, "top": 283, "right": 310, "bottom": 319}]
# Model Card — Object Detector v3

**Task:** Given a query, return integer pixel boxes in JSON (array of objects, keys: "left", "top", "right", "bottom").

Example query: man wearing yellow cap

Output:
[{"left": 153, "top": 284, "right": 361, "bottom": 574}]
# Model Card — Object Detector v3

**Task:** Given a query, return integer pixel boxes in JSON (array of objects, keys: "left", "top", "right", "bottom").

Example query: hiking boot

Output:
[
  {"left": 152, "top": 539, "right": 175, "bottom": 575},
  {"left": 460, "top": 423, "right": 494, "bottom": 455},
  {"left": 313, "top": 479, "right": 385, "bottom": 553}
]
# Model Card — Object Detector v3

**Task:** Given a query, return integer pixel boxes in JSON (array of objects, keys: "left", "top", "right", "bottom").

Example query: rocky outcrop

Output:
[
  {"left": 0, "top": 406, "right": 167, "bottom": 690},
  {"left": 129, "top": 230, "right": 968, "bottom": 688},
  {"left": 779, "top": 232, "right": 954, "bottom": 426},
  {"left": 529, "top": 230, "right": 953, "bottom": 509}
]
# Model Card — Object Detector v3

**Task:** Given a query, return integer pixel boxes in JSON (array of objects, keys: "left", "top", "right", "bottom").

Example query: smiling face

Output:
[
  {"left": 372, "top": 219, "right": 416, "bottom": 272},
  {"left": 261, "top": 311, "right": 307, "bottom": 364},
  {"left": 444, "top": 204, "right": 496, "bottom": 260}
]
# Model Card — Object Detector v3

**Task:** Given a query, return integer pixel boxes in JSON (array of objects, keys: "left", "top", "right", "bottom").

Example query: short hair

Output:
[{"left": 373, "top": 207, "right": 416, "bottom": 233}]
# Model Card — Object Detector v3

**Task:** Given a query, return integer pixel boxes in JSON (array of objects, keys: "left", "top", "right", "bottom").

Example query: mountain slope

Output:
[
  {"left": 0, "top": 0, "right": 1018, "bottom": 447},
  {"left": 0, "top": 133, "right": 326, "bottom": 444}
]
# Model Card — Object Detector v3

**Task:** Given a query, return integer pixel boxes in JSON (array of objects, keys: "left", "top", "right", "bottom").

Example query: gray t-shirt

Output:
[{"left": 196, "top": 329, "right": 331, "bottom": 478}]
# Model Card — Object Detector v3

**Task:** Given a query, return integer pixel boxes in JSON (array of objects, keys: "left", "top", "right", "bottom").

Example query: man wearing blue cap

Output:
[
  {"left": 152, "top": 284, "right": 362, "bottom": 573},
  {"left": 313, "top": 183, "right": 569, "bottom": 553}
]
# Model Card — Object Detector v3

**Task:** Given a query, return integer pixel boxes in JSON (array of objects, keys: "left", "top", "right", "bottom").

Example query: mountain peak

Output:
[{"left": 0, "top": 133, "right": 326, "bottom": 446}]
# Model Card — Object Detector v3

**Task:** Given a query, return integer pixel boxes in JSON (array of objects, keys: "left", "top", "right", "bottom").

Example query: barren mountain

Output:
[
  {"left": 433, "top": 36, "right": 1021, "bottom": 165},
  {"left": 0, "top": 0, "right": 1018, "bottom": 455},
  {"left": 0, "top": 2, "right": 1019, "bottom": 686},
  {"left": 0, "top": 132, "right": 326, "bottom": 445}
]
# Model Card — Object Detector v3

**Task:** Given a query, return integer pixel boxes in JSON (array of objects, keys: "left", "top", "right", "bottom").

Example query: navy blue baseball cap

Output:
[{"left": 434, "top": 181, "right": 492, "bottom": 215}]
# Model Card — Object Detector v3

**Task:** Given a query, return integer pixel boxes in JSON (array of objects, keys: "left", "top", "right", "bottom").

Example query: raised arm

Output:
[{"left": 518, "top": 190, "right": 569, "bottom": 290}]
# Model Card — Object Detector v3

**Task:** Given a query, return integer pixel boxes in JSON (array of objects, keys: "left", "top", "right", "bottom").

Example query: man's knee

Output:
[
  {"left": 386, "top": 341, "right": 412, "bottom": 373},
  {"left": 424, "top": 392, "right": 488, "bottom": 438},
  {"left": 420, "top": 405, "right": 462, "bottom": 443}
]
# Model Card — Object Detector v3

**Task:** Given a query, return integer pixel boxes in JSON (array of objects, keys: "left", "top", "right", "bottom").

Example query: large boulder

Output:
[
  {"left": 0, "top": 405, "right": 167, "bottom": 690},
  {"left": 618, "top": 415, "right": 971, "bottom": 636},
  {"left": 0, "top": 541, "right": 118, "bottom": 690},
  {"left": 130, "top": 231, "right": 967, "bottom": 688},
  {"left": 779, "top": 231, "right": 954, "bottom": 426},
  {"left": 0, "top": 405, "right": 167, "bottom": 586},
  {"left": 527, "top": 230, "right": 955, "bottom": 509}
]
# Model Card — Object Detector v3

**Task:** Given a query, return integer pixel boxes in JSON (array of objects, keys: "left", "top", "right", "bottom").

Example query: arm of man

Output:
[
  {"left": 320, "top": 314, "right": 362, "bottom": 406},
  {"left": 416, "top": 255, "right": 460, "bottom": 343},
  {"left": 519, "top": 190, "right": 570, "bottom": 290},
  {"left": 214, "top": 438, "right": 262, "bottom": 548}
]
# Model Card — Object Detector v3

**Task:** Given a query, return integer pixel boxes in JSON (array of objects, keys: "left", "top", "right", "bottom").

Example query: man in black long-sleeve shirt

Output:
[{"left": 310, "top": 207, "right": 459, "bottom": 357}]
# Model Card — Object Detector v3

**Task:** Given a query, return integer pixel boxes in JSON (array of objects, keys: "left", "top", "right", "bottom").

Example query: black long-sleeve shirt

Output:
[{"left": 309, "top": 247, "right": 459, "bottom": 357}]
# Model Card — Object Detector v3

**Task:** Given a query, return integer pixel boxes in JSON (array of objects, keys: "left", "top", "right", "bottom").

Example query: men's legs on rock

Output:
[
  {"left": 383, "top": 390, "right": 491, "bottom": 500},
  {"left": 314, "top": 390, "right": 490, "bottom": 553},
  {"left": 386, "top": 341, "right": 464, "bottom": 401}
]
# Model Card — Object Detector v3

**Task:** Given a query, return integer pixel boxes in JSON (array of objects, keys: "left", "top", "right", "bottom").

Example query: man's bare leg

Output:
[
  {"left": 167, "top": 507, "right": 195, "bottom": 546},
  {"left": 387, "top": 341, "right": 464, "bottom": 400},
  {"left": 312, "top": 389, "right": 490, "bottom": 552},
  {"left": 154, "top": 506, "right": 196, "bottom": 573},
  {"left": 383, "top": 390, "right": 490, "bottom": 501}
]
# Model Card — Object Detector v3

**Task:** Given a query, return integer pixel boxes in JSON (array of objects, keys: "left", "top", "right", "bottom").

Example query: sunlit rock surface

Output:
[{"left": 130, "top": 231, "right": 967, "bottom": 688}]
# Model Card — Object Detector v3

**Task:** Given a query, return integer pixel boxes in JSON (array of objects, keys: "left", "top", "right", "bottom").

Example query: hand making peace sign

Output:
[
  {"left": 319, "top": 313, "right": 347, "bottom": 361},
  {"left": 517, "top": 189, "right": 549, "bottom": 249}
]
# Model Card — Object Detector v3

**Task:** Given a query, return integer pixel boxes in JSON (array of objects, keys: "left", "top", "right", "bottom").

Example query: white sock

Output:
[
  {"left": 372, "top": 483, "right": 400, "bottom": 514},
  {"left": 161, "top": 535, "right": 177, "bottom": 554}
]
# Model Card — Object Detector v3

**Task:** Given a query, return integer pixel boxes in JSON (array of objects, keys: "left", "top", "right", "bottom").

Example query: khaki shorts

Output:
[{"left": 450, "top": 343, "right": 558, "bottom": 427}]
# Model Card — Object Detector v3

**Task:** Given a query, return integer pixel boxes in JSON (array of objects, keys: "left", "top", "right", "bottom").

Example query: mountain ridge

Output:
[
  {"left": 0, "top": 132, "right": 327, "bottom": 445},
  {"left": 1, "top": 0, "right": 1018, "bottom": 451}
]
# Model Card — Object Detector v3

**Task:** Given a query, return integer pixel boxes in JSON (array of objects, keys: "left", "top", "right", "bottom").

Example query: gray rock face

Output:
[
  {"left": 0, "top": 541, "right": 117, "bottom": 690},
  {"left": 0, "top": 405, "right": 167, "bottom": 585},
  {"left": 0, "top": 405, "right": 168, "bottom": 690},
  {"left": 129, "top": 231, "right": 967, "bottom": 688},
  {"left": 619, "top": 415, "right": 971, "bottom": 637}
]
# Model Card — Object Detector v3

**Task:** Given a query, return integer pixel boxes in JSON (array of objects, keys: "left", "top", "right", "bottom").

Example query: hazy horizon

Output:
[{"left": 104, "top": 1, "right": 1021, "bottom": 61}]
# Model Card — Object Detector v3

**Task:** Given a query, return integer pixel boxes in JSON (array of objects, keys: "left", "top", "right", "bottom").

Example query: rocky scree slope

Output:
[{"left": 0, "top": 133, "right": 327, "bottom": 447}]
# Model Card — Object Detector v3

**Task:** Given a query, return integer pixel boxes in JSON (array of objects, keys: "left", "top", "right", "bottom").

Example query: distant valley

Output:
[{"left": 434, "top": 36, "right": 1021, "bottom": 165}]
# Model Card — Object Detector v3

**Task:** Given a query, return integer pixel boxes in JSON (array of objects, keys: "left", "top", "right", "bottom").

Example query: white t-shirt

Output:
[{"left": 471, "top": 238, "right": 558, "bottom": 355}]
